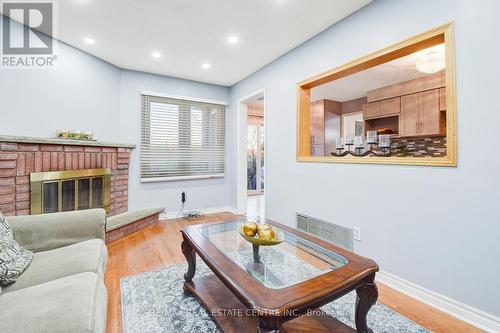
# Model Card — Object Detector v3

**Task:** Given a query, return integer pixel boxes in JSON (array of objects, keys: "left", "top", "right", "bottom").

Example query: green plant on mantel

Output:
[{"left": 56, "top": 130, "right": 95, "bottom": 141}]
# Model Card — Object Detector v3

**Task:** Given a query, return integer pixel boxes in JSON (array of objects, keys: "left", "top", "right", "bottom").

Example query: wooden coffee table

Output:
[{"left": 180, "top": 219, "right": 379, "bottom": 333}]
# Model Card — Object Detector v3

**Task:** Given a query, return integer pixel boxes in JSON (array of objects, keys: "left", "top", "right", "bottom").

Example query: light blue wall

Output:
[
  {"left": 0, "top": 16, "right": 122, "bottom": 141},
  {"left": 229, "top": 0, "right": 500, "bottom": 317},
  {"left": 0, "top": 15, "right": 232, "bottom": 214},
  {"left": 118, "top": 70, "right": 231, "bottom": 212}
]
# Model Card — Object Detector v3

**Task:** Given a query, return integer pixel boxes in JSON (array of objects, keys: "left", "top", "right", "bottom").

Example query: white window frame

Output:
[{"left": 140, "top": 91, "right": 227, "bottom": 183}]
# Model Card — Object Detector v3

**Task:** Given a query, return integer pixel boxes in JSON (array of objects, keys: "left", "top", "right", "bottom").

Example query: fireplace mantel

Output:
[{"left": 0, "top": 135, "right": 136, "bottom": 149}]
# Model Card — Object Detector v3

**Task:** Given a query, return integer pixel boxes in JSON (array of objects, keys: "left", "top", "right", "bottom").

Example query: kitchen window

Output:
[{"left": 140, "top": 92, "right": 226, "bottom": 182}]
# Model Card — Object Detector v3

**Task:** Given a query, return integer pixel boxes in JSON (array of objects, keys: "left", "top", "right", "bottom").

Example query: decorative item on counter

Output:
[
  {"left": 330, "top": 133, "right": 392, "bottom": 158},
  {"left": 56, "top": 129, "right": 95, "bottom": 141},
  {"left": 335, "top": 137, "right": 345, "bottom": 154},
  {"left": 376, "top": 128, "right": 393, "bottom": 135},
  {"left": 354, "top": 136, "right": 365, "bottom": 155},
  {"left": 344, "top": 135, "right": 354, "bottom": 152},
  {"left": 367, "top": 131, "right": 378, "bottom": 149},
  {"left": 378, "top": 134, "right": 391, "bottom": 154}
]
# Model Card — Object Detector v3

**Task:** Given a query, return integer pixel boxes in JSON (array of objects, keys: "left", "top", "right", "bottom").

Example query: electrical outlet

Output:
[{"left": 353, "top": 226, "right": 362, "bottom": 241}]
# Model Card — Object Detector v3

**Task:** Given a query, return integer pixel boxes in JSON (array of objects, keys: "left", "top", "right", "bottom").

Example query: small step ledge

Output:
[
  {"left": 106, "top": 207, "right": 165, "bottom": 231},
  {"left": 105, "top": 208, "right": 165, "bottom": 243}
]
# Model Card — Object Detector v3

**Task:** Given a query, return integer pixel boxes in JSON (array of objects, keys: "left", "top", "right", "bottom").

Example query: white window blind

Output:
[{"left": 141, "top": 93, "right": 225, "bottom": 182}]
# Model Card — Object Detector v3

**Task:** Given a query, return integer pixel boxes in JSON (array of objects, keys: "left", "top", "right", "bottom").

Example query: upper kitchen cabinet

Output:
[
  {"left": 363, "top": 102, "right": 381, "bottom": 118},
  {"left": 380, "top": 97, "right": 401, "bottom": 116},
  {"left": 364, "top": 70, "right": 446, "bottom": 137},
  {"left": 401, "top": 93, "right": 419, "bottom": 136},
  {"left": 418, "top": 89, "right": 444, "bottom": 135},
  {"left": 439, "top": 87, "right": 446, "bottom": 111},
  {"left": 401, "top": 89, "right": 445, "bottom": 136},
  {"left": 363, "top": 97, "right": 401, "bottom": 120}
]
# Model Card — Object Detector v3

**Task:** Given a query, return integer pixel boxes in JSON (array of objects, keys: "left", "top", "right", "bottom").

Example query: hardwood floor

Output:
[{"left": 105, "top": 212, "right": 482, "bottom": 333}]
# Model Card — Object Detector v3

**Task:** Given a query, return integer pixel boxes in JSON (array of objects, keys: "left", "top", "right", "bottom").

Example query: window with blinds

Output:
[{"left": 141, "top": 93, "right": 225, "bottom": 182}]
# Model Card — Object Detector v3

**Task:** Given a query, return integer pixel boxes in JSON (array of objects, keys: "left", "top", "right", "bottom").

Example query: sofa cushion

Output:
[
  {"left": 2, "top": 239, "right": 107, "bottom": 293},
  {"left": 0, "top": 213, "right": 33, "bottom": 285},
  {"left": 0, "top": 272, "right": 107, "bottom": 333}
]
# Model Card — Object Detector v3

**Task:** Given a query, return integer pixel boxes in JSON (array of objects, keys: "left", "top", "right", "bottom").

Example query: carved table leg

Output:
[
  {"left": 181, "top": 236, "right": 196, "bottom": 283},
  {"left": 257, "top": 317, "right": 279, "bottom": 333},
  {"left": 355, "top": 279, "right": 378, "bottom": 333}
]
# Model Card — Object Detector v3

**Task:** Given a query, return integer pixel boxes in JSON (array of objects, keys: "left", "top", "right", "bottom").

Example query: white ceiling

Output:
[
  {"left": 311, "top": 44, "right": 445, "bottom": 102},
  {"left": 2, "top": 0, "right": 372, "bottom": 86}
]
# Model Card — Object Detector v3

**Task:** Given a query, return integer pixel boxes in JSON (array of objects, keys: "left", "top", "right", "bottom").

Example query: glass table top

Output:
[{"left": 199, "top": 221, "right": 348, "bottom": 289}]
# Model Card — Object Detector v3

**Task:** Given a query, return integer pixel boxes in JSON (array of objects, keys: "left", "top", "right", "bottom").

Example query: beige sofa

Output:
[{"left": 0, "top": 209, "right": 108, "bottom": 333}]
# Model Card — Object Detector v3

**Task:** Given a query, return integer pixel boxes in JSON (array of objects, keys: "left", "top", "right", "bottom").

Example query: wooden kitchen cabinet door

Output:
[
  {"left": 439, "top": 87, "right": 446, "bottom": 111},
  {"left": 418, "top": 89, "right": 440, "bottom": 136},
  {"left": 380, "top": 97, "right": 401, "bottom": 116},
  {"left": 363, "top": 102, "right": 380, "bottom": 119},
  {"left": 401, "top": 93, "right": 418, "bottom": 136}
]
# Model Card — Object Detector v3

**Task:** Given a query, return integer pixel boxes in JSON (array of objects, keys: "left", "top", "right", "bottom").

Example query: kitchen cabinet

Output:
[
  {"left": 400, "top": 89, "right": 444, "bottom": 136},
  {"left": 401, "top": 94, "right": 419, "bottom": 136},
  {"left": 363, "top": 102, "right": 380, "bottom": 119},
  {"left": 418, "top": 89, "right": 441, "bottom": 135},
  {"left": 439, "top": 87, "right": 446, "bottom": 111},
  {"left": 363, "top": 97, "right": 400, "bottom": 120},
  {"left": 380, "top": 97, "right": 401, "bottom": 116}
]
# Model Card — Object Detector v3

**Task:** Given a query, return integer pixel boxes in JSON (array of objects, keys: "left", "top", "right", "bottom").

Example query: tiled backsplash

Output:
[{"left": 390, "top": 135, "right": 446, "bottom": 157}]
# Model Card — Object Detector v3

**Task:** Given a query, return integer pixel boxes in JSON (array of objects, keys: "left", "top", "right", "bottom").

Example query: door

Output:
[
  {"left": 341, "top": 112, "right": 364, "bottom": 139},
  {"left": 247, "top": 120, "right": 264, "bottom": 194}
]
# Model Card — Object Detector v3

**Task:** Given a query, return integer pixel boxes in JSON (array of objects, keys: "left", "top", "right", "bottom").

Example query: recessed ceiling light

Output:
[
  {"left": 227, "top": 35, "right": 239, "bottom": 44},
  {"left": 201, "top": 63, "right": 211, "bottom": 69},
  {"left": 83, "top": 37, "right": 95, "bottom": 45},
  {"left": 151, "top": 51, "right": 162, "bottom": 59}
]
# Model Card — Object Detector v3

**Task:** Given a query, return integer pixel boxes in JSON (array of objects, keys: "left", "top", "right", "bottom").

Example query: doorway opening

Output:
[
  {"left": 237, "top": 89, "right": 265, "bottom": 218},
  {"left": 247, "top": 99, "right": 264, "bottom": 195}
]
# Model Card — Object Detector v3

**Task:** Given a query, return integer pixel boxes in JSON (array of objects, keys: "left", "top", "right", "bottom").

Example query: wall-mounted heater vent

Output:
[{"left": 296, "top": 213, "right": 353, "bottom": 251}]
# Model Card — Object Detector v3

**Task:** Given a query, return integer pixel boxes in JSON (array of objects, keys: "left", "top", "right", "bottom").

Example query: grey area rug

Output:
[{"left": 121, "top": 260, "right": 429, "bottom": 333}]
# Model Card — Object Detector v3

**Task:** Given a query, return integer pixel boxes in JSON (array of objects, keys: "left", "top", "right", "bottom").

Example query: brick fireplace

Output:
[{"left": 0, "top": 136, "right": 134, "bottom": 217}]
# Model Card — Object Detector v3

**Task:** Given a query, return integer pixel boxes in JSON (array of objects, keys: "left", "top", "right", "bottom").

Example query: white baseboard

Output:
[
  {"left": 377, "top": 270, "right": 500, "bottom": 332},
  {"left": 160, "top": 206, "right": 237, "bottom": 220}
]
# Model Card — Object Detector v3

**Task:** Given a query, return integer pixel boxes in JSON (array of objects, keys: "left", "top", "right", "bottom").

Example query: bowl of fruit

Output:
[{"left": 239, "top": 220, "right": 284, "bottom": 246}]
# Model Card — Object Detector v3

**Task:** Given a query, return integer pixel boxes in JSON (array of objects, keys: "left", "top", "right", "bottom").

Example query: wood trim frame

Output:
[{"left": 296, "top": 22, "right": 457, "bottom": 166}]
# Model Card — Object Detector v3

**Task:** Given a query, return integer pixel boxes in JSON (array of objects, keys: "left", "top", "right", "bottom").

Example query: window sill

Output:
[{"left": 141, "top": 174, "right": 225, "bottom": 183}]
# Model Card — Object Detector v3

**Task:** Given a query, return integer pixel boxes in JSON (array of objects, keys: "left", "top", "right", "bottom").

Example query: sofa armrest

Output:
[{"left": 6, "top": 209, "right": 106, "bottom": 253}]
